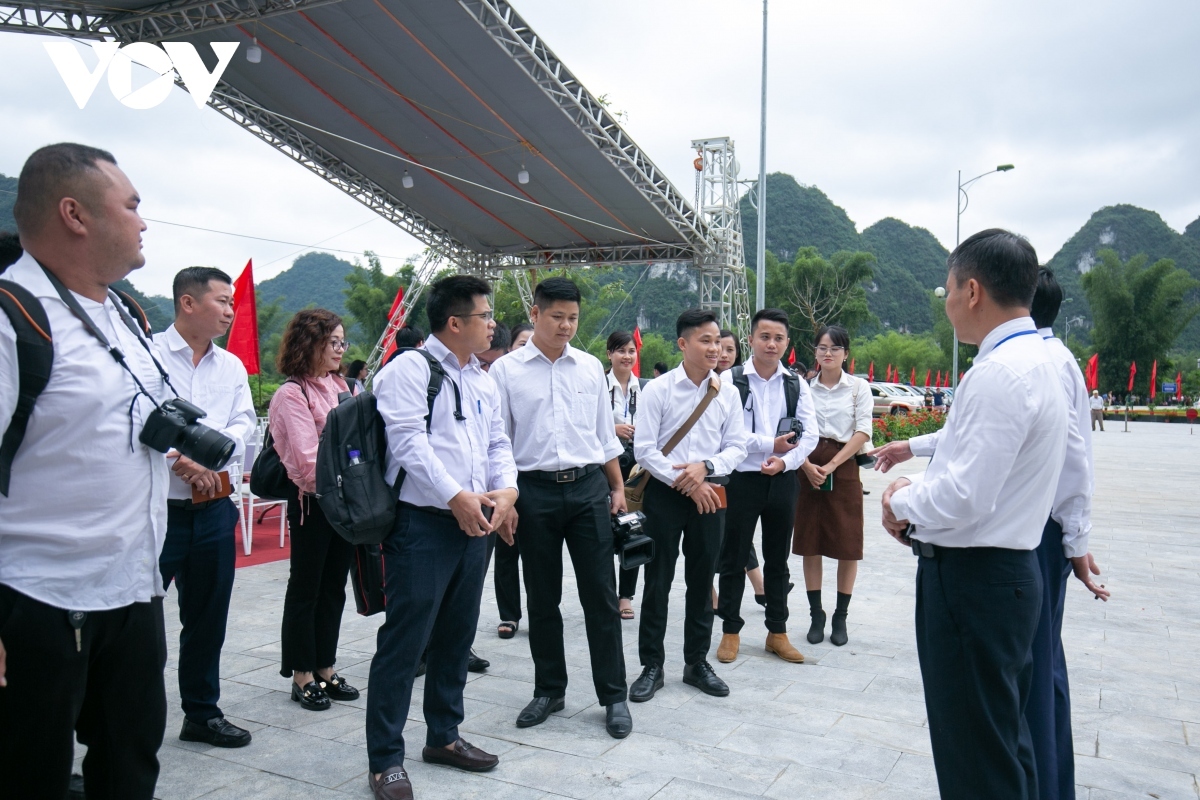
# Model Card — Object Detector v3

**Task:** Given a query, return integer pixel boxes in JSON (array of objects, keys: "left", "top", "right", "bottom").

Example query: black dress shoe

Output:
[
  {"left": 467, "top": 649, "right": 490, "bottom": 673},
  {"left": 515, "top": 695, "right": 565, "bottom": 728},
  {"left": 629, "top": 664, "right": 664, "bottom": 703},
  {"left": 807, "top": 609, "right": 827, "bottom": 645},
  {"left": 605, "top": 701, "right": 633, "bottom": 739},
  {"left": 830, "top": 610, "right": 849, "bottom": 646},
  {"left": 291, "top": 680, "right": 331, "bottom": 710},
  {"left": 180, "top": 716, "right": 252, "bottom": 748},
  {"left": 682, "top": 661, "right": 730, "bottom": 697},
  {"left": 422, "top": 738, "right": 499, "bottom": 772},
  {"left": 754, "top": 593, "right": 768, "bottom": 607},
  {"left": 369, "top": 766, "right": 414, "bottom": 800},
  {"left": 317, "top": 672, "right": 360, "bottom": 701}
]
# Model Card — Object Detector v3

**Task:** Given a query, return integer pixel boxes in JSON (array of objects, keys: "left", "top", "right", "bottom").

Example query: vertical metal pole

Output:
[
  {"left": 951, "top": 169, "right": 961, "bottom": 389},
  {"left": 755, "top": 0, "right": 768, "bottom": 312}
]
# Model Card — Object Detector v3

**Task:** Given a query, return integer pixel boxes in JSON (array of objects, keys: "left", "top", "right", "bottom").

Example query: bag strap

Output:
[
  {"left": 0, "top": 280, "right": 54, "bottom": 497},
  {"left": 783, "top": 372, "right": 800, "bottom": 419},
  {"left": 113, "top": 290, "right": 152, "bottom": 336},
  {"left": 397, "top": 347, "right": 462, "bottom": 433},
  {"left": 661, "top": 376, "right": 721, "bottom": 458}
]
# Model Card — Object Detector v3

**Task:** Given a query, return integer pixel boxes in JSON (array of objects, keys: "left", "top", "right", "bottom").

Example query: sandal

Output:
[
  {"left": 497, "top": 621, "right": 518, "bottom": 639},
  {"left": 620, "top": 607, "right": 635, "bottom": 620}
]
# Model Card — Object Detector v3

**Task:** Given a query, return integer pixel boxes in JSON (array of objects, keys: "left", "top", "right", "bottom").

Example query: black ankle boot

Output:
[
  {"left": 830, "top": 592, "right": 851, "bottom": 646},
  {"left": 806, "top": 590, "right": 825, "bottom": 644}
]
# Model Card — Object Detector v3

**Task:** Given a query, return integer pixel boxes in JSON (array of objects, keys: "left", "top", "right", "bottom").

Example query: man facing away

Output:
[
  {"left": 154, "top": 268, "right": 256, "bottom": 749},
  {"left": 630, "top": 309, "right": 747, "bottom": 702},
  {"left": 715, "top": 308, "right": 818, "bottom": 665},
  {"left": 879, "top": 229, "right": 1068, "bottom": 799},
  {"left": 489, "top": 277, "right": 632, "bottom": 738},
  {"left": 366, "top": 275, "right": 518, "bottom": 800}
]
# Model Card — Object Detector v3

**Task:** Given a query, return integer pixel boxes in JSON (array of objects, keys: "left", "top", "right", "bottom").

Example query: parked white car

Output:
[{"left": 870, "top": 383, "right": 927, "bottom": 417}]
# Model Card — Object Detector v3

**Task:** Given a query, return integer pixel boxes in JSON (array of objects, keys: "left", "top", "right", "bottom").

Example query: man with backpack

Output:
[
  {"left": 0, "top": 143, "right": 171, "bottom": 799},
  {"left": 715, "top": 309, "right": 818, "bottom": 665},
  {"left": 364, "top": 275, "right": 518, "bottom": 800}
]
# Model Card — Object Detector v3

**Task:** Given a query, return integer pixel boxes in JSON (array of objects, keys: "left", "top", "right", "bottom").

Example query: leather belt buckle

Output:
[
  {"left": 911, "top": 539, "right": 936, "bottom": 558},
  {"left": 556, "top": 470, "right": 575, "bottom": 483}
]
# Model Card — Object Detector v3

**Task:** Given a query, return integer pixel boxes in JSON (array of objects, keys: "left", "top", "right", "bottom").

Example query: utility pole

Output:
[{"left": 755, "top": 0, "right": 768, "bottom": 312}]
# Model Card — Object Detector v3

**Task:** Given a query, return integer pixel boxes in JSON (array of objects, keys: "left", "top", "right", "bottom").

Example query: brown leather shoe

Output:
[
  {"left": 765, "top": 632, "right": 805, "bottom": 663},
  {"left": 716, "top": 632, "right": 740, "bottom": 663},
  {"left": 421, "top": 738, "right": 499, "bottom": 772},
  {"left": 368, "top": 767, "right": 413, "bottom": 800}
]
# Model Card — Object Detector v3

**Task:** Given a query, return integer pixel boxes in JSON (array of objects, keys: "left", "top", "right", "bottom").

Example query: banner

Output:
[
  {"left": 868, "top": 362, "right": 875, "bottom": 381},
  {"left": 632, "top": 325, "right": 643, "bottom": 378},
  {"left": 1150, "top": 360, "right": 1158, "bottom": 399},
  {"left": 923, "top": 369, "right": 931, "bottom": 388},
  {"left": 1085, "top": 354, "right": 1099, "bottom": 391},
  {"left": 1177, "top": 372, "right": 1184, "bottom": 400},
  {"left": 1128, "top": 361, "right": 1137, "bottom": 393},
  {"left": 379, "top": 286, "right": 406, "bottom": 365},
  {"left": 226, "top": 260, "right": 259, "bottom": 375}
]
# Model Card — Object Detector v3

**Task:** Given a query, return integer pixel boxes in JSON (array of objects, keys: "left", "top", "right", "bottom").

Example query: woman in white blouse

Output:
[
  {"left": 606, "top": 331, "right": 643, "bottom": 620},
  {"left": 793, "top": 325, "right": 873, "bottom": 647}
]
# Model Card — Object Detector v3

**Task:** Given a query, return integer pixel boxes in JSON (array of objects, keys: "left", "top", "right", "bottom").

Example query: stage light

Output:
[
  {"left": 517, "top": 164, "right": 529, "bottom": 184},
  {"left": 402, "top": 170, "right": 414, "bottom": 189},
  {"left": 246, "top": 37, "right": 262, "bottom": 63}
]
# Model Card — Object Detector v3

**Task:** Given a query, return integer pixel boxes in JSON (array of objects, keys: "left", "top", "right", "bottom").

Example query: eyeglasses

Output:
[
  {"left": 815, "top": 345, "right": 846, "bottom": 355},
  {"left": 454, "top": 310, "right": 495, "bottom": 322},
  {"left": 328, "top": 339, "right": 351, "bottom": 351}
]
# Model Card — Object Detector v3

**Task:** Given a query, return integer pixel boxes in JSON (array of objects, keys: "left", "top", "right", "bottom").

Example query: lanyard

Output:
[{"left": 992, "top": 328, "right": 1038, "bottom": 350}]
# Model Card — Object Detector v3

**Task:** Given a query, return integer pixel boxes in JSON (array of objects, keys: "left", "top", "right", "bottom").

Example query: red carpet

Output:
[{"left": 234, "top": 498, "right": 292, "bottom": 568}]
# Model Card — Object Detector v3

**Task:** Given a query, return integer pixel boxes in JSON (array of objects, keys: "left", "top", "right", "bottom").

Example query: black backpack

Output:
[
  {"left": 0, "top": 269, "right": 153, "bottom": 497},
  {"left": 729, "top": 365, "right": 800, "bottom": 434}
]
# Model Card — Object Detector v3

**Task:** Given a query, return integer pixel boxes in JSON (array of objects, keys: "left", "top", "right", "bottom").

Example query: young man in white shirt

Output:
[
  {"left": 154, "top": 267, "right": 256, "bottom": 749},
  {"left": 489, "top": 278, "right": 632, "bottom": 738},
  {"left": 879, "top": 229, "right": 1069, "bottom": 799},
  {"left": 366, "top": 275, "right": 518, "bottom": 800},
  {"left": 0, "top": 144, "right": 171, "bottom": 799},
  {"left": 631, "top": 309, "right": 747, "bottom": 702},
  {"left": 715, "top": 308, "right": 818, "bottom": 664}
]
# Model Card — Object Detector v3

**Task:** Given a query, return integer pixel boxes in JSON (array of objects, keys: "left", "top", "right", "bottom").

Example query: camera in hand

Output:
[
  {"left": 775, "top": 417, "right": 805, "bottom": 441},
  {"left": 612, "top": 510, "right": 654, "bottom": 571},
  {"left": 140, "top": 398, "right": 235, "bottom": 471}
]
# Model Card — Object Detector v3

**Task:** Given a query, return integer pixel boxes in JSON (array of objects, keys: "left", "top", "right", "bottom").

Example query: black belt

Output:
[
  {"left": 399, "top": 502, "right": 455, "bottom": 520},
  {"left": 911, "top": 539, "right": 937, "bottom": 558},
  {"left": 521, "top": 464, "right": 602, "bottom": 483},
  {"left": 167, "top": 498, "right": 228, "bottom": 511}
]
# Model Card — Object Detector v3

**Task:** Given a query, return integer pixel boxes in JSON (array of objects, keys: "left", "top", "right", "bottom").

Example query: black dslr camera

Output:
[
  {"left": 612, "top": 510, "right": 654, "bottom": 571},
  {"left": 775, "top": 417, "right": 805, "bottom": 442},
  {"left": 140, "top": 398, "right": 236, "bottom": 471}
]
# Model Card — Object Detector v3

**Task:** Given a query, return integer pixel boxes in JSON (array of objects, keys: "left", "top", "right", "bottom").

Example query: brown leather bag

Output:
[{"left": 624, "top": 377, "right": 722, "bottom": 512}]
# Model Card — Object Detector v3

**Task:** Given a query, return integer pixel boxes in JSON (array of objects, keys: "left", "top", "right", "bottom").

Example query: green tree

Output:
[
  {"left": 1082, "top": 249, "right": 1200, "bottom": 394},
  {"left": 343, "top": 251, "right": 402, "bottom": 350},
  {"left": 759, "top": 247, "right": 876, "bottom": 347},
  {"left": 636, "top": 332, "right": 680, "bottom": 374},
  {"left": 851, "top": 331, "right": 947, "bottom": 380}
]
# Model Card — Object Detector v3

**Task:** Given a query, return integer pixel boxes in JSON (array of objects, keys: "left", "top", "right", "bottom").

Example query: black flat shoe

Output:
[
  {"left": 830, "top": 610, "right": 848, "bottom": 647},
  {"left": 682, "top": 660, "right": 729, "bottom": 697},
  {"left": 605, "top": 701, "right": 633, "bottom": 739},
  {"left": 291, "top": 680, "right": 331, "bottom": 710},
  {"left": 467, "top": 649, "right": 490, "bottom": 673},
  {"left": 317, "top": 672, "right": 360, "bottom": 701},
  {"left": 516, "top": 695, "right": 565, "bottom": 728},
  {"left": 629, "top": 664, "right": 664, "bottom": 703},
  {"left": 807, "top": 609, "right": 827, "bottom": 645},
  {"left": 180, "top": 716, "right": 252, "bottom": 748}
]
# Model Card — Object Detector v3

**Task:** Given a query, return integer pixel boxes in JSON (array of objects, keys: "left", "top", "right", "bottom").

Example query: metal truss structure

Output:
[
  {"left": 362, "top": 249, "right": 444, "bottom": 377},
  {"left": 692, "top": 137, "right": 752, "bottom": 348}
]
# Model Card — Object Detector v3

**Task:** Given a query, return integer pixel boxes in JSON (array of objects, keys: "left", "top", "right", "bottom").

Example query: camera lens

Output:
[{"left": 177, "top": 423, "right": 236, "bottom": 471}]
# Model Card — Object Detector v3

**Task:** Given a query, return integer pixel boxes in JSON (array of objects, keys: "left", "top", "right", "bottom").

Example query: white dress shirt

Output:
[
  {"left": 808, "top": 370, "right": 874, "bottom": 444},
  {"left": 634, "top": 364, "right": 747, "bottom": 485},
  {"left": 0, "top": 253, "right": 169, "bottom": 610},
  {"left": 153, "top": 324, "right": 256, "bottom": 500},
  {"left": 374, "top": 334, "right": 518, "bottom": 508},
  {"left": 890, "top": 317, "right": 1067, "bottom": 549},
  {"left": 723, "top": 360, "right": 818, "bottom": 472},
  {"left": 606, "top": 370, "right": 641, "bottom": 427},
  {"left": 490, "top": 342, "right": 624, "bottom": 472},
  {"left": 1089, "top": 395, "right": 1105, "bottom": 410},
  {"left": 1039, "top": 328, "right": 1094, "bottom": 557}
]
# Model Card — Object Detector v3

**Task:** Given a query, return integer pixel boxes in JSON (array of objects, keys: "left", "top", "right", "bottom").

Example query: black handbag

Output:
[
  {"left": 249, "top": 425, "right": 294, "bottom": 501},
  {"left": 350, "top": 543, "right": 386, "bottom": 616}
]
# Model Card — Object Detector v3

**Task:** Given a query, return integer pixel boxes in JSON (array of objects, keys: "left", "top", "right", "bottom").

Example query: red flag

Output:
[
  {"left": 1150, "top": 360, "right": 1158, "bottom": 399},
  {"left": 632, "top": 326, "right": 643, "bottom": 378},
  {"left": 849, "top": 358, "right": 856, "bottom": 374},
  {"left": 867, "top": 362, "right": 875, "bottom": 381},
  {"left": 1085, "top": 354, "right": 1099, "bottom": 391},
  {"left": 787, "top": 346, "right": 796, "bottom": 366},
  {"left": 924, "top": 369, "right": 931, "bottom": 388},
  {"left": 379, "top": 286, "right": 406, "bottom": 365},
  {"left": 910, "top": 367, "right": 916, "bottom": 385},
  {"left": 226, "top": 260, "right": 260, "bottom": 375},
  {"left": 886, "top": 364, "right": 893, "bottom": 382},
  {"left": 1177, "top": 372, "right": 1183, "bottom": 400},
  {"left": 959, "top": 372, "right": 964, "bottom": 382},
  {"left": 1128, "top": 361, "right": 1137, "bottom": 393}
]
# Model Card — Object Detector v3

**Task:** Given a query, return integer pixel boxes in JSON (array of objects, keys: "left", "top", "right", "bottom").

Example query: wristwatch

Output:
[{"left": 703, "top": 460, "right": 714, "bottom": 476}]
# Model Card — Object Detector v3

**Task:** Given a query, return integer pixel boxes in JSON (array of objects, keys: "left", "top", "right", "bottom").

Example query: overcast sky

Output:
[{"left": 1, "top": 0, "right": 1197, "bottom": 297}]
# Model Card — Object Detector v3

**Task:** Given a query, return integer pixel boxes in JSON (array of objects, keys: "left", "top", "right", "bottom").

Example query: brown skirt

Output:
[{"left": 792, "top": 438, "right": 864, "bottom": 560}]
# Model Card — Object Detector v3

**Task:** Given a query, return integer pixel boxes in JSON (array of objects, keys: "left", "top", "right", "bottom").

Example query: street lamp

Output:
[
  {"left": 951, "top": 164, "right": 1015, "bottom": 388},
  {"left": 754, "top": 0, "right": 768, "bottom": 312}
]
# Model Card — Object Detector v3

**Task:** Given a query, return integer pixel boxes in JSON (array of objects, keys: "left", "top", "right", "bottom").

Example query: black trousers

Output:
[
  {"left": 618, "top": 562, "right": 640, "bottom": 600},
  {"left": 493, "top": 533, "right": 523, "bottom": 622},
  {"left": 915, "top": 544, "right": 1042, "bottom": 800},
  {"left": 517, "top": 469, "right": 627, "bottom": 705},
  {"left": 716, "top": 470, "right": 797, "bottom": 634},
  {"left": 366, "top": 506, "right": 487, "bottom": 772},
  {"left": 280, "top": 491, "right": 354, "bottom": 677},
  {"left": 638, "top": 477, "right": 725, "bottom": 667},
  {"left": 160, "top": 498, "right": 238, "bottom": 723},
  {"left": 0, "top": 584, "right": 167, "bottom": 800},
  {"left": 1029, "top": 518, "right": 1075, "bottom": 800}
]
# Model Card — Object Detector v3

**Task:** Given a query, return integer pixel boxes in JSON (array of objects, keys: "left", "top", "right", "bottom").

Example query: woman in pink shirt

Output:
[{"left": 269, "top": 309, "right": 361, "bottom": 710}]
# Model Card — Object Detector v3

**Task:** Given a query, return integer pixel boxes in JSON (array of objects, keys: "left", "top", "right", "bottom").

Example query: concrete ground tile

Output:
[
  {"left": 486, "top": 745, "right": 655, "bottom": 799},
  {"left": 368, "top": 760, "right": 553, "bottom": 800},
  {"left": 205, "top": 725, "right": 369, "bottom": 788},
  {"left": 763, "top": 763, "right": 881, "bottom": 800},
  {"left": 774, "top": 682, "right": 928, "bottom": 726},
  {"left": 1074, "top": 753, "right": 1199, "bottom": 800},
  {"left": 862, "top": 674, "right": 925, "bottom": 699},
  {"left": 1100, "top": 689, "right": 1200, "bottom": 724},
  {"left": 621, "top": 703, "right": 742, "bottom": 748},
  {"left": 721, "top": 722, "right": 901, "bottom": 781},
  {"left": 460, "top": 704, "right": 621, "bottom": 758},
  {"left": 195, "top": 771, "right": 363, "bottom": 799},
  {"left": 153, "top": 745, "right": 261, "bottom": 800},
  {"left": 1096, "top": 729, "right": 1200, "bottom": 774},
  {"left": 648, "top": 777, "right": 763, "bottom": 799},
  {"left": 882, "top": 752, "right": 938, "bottom": 790},
  {"left": 826, "top": 715, "right": 933, "bottom": 757},
  {"left": 603, "top": 731, "right": 788, "bottom": 794},
  {"left": 220, "top": 688, "right": 358, "bottom": 730}
]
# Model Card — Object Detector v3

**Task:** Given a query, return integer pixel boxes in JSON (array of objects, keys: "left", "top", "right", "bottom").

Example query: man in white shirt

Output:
[
  {"left": 1089, "top": 390, "right": 1105, "bottom": 431},
  {"left": 715, "top": 308, "right": 817, "bottom": 664},
  {"left": 879, "top": 229, "right": 1068, "bottom": 799},
  {"left": 0, "top": 144, "right": 171, "bottom": 799},
  {"left": 489, "top": 278, "right": 632, "bottom": 738},
  {"left": 366, "top": 275, "right": 518, "bottom": 800},
  {"left": 631, "top": 309, "right": 747, "bottom": 702},
  {"left": 153, "top": 267, "right": 256, "bottom": 749}
]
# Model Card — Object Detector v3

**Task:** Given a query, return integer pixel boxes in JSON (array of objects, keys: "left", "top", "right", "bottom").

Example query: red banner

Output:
[
  {"left": 849, "top": 358, "right": 855, "bottom": 374},
  {"left": 1128, "top": 361, "right": 1137, "bottom": 393},
  {"left": 1177, "top": 372, "right": 1184, "bottom": 400},
  {"left": 886, "top": 364, "right": 893, "bottom": 382},
  {"left": 868, "top": 362, "right": 875, "bottom": 381},
  {"left": 379, "top": 286, "right": 406, "bottom": 365},
  {"left": 226, "top": 260, "right": 259, "bottom": 375},
  {"left": 632, "top": 325, "right": 643, "bottom": 378},
  {"left": 1085, "top": 354, "right": 1099, "bottom": 391},
  {"left": 1150, "top": 360, "right": 1158, "bottom": 399},
  {"left": 787, "top": 346, "right": 796, "bottom": 366},
  {"left": 923, "top": 369, "right": 931, "bottom": 388},
  {"left": 910, "top": 367, "right": 916, "bottom": 385}
]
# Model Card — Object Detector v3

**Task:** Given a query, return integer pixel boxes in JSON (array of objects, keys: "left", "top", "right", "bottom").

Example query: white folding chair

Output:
[{"left": 241, "top": 416, "right": 288, "bottom": 554}]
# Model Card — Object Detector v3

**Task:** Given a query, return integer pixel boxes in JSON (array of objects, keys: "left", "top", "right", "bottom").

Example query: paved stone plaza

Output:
[{"left": 116, "top": 420, "right": 1200, "bottom": 799}]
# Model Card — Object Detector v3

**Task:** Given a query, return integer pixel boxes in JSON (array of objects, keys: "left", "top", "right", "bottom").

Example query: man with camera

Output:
[
  {"left": 488, "top": 277, "right": 632, "bottom": 738},
  {"left": 153, "top": 267, "right": 256, "bottom": 748},
  {"left": 715, "top": 309, "right": 817, "bottom": 664},
  {"left": 0, "top": 144, "right": 173, "bottom": 799},
  {"left": 631, "top": 309, "right": 747, "bottom": 701}
]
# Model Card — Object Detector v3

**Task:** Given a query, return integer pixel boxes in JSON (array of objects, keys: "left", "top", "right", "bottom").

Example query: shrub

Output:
[{"left": 872, "top": 408, "right": 947, "bottom": 446}]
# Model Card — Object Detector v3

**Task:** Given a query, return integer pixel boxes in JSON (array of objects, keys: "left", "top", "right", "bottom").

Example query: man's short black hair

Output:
[
  {"left": 426, "top": 274, "right": 492, "bottom": 333},
  {"left": 0, "top": 231, "right": 22, "bottom": 270},
  {"left": 1030, "top": 267, "right": 1063, "bottom": 330},
  {"left": 488, "top": 321, "right": 511, "bottom": 351},
  {"left": 172, "top": 266, "right": 232, "bottom": 314},
  {"left": 533, "top": 276, "right": 582, "bottom": 309},
  {"left": 653, "top": 362, "right": 669, "bottom": 376},
  {"left": 752, "top": 308, "right": 789, "bottom": 334},
  {"left": 676, "top": 308, "right": 719, "bottom": 339},
  {"left": 393, "top": 325, "right": 425, "bottom": 351},
  {"left": 948, "top": 228, "right": 1039, "bottom": 309},
  {"left": 13, "top": 143, "right": 117, "bottom": 237}
]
